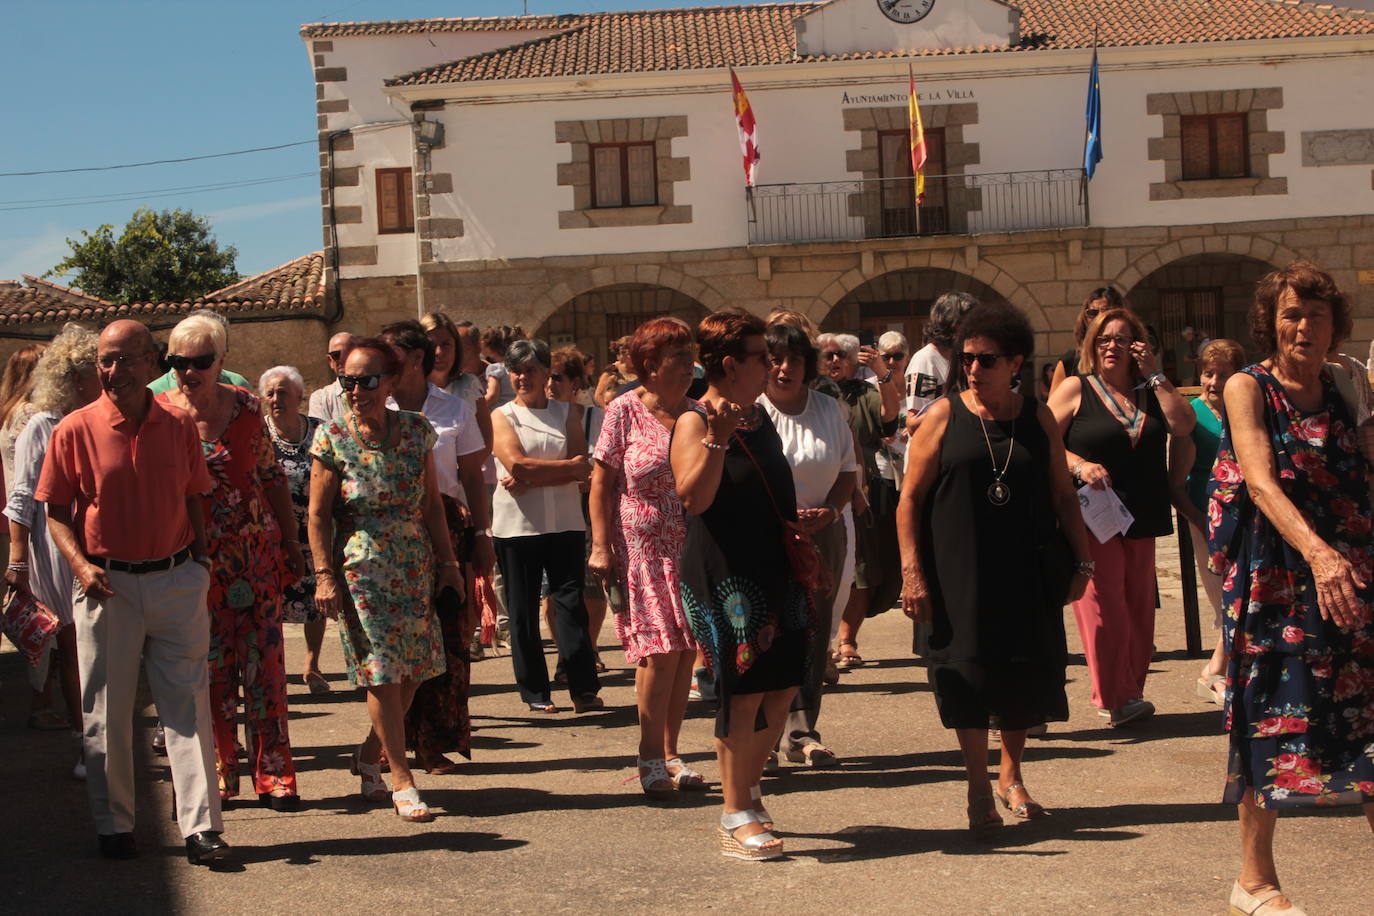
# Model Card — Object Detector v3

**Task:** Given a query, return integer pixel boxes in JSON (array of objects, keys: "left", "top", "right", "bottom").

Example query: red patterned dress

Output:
[
  {"left": 159, "top": 386, "right": 296, "bottom": 799},
  {"left": 594, "top": 392, "right": 698, "bottom": 664}
]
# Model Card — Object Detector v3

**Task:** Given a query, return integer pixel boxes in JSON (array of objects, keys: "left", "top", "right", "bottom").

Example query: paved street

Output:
[{"left": 2, "top": 531, "right": 1368, "bottom": 915}]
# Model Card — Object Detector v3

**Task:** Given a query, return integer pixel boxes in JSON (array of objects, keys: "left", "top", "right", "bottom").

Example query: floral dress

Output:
[
  {"left": 159, "top": 386, "right": 295, "bottom": 799},
  {"left": 1207, "top": 364, "right": 1374, "bottom": 808},
  {"left": 270, "top": 415, "right": 320, "bottom": 624},
  {"left": 310, "top": 411, "right": 445, "bottom": 687},
  {"left": 593, "top": 392, "right": 697, "bottom": 664}
]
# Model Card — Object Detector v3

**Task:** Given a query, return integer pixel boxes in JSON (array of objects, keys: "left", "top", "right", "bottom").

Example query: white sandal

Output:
[
  {"left": 1229, "top": 881, "right": 1306, "bottom": 916},
  {"left": 750, "top": 784, "right": 775, "bottom": 831},
  {"left": 636, "top": 757, "right": 675, "bottom": 801},
  {"left": 392, "top": 787, "right": 434, "bottom": 823},
  {"left": 665, "top": 757, "right": 708, "bottom": 791},
  {"left": 719, "top": 810, "right": 783, "bottom": 861}
]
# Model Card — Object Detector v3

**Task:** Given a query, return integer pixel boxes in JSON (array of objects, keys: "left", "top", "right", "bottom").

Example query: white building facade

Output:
[{"left": 302, "top": 0, "right": 1374, "bottom": 372}]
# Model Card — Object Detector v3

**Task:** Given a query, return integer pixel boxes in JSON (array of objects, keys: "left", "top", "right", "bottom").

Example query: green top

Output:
[
  {"left": 1185, "top": 396, "right": 1223, "bottom": 512},
  {"left": 147, "top": 367, "right": 250, "bottom": 394}
]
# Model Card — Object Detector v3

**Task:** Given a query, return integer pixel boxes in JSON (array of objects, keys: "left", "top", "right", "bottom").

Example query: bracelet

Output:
[
  {"left": 1076, "top": 560, "right": 1096, "bottom": 576},
  {"left": 1143, "top": 372, "right": 1165, "bottom": 391},
  {"left": 701, "top": 437, "right": 724, "bottom": 451},
  {"left": 7, "top": 562, "right": 27, "bottom": 571},
  {"left": 314, "top": 567, "right": 336, "bottom": 577},
  {"left": 878, "top": 371, "right": 894, "bottom": 385},
  {"left": 441, "top": 560, "right": 461, "bottom": 569},
  {"left": 1070, "top": 461, "right": 1083, "bottom": 481}
]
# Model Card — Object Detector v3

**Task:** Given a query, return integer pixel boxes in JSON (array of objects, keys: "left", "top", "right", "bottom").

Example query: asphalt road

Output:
[{"left": 2, "top": 532, "right": 1369, "bottom": 915}]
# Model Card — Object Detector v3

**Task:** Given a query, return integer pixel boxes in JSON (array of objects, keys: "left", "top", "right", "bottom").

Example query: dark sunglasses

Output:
[
  {"left": 1084, "top": 308, "right": 1100, "bottom": 319},
  {"left": 167, "top": 353, "right": 217, "bottom": 372},
  {"left": 959, "top": 352, "right": 1004, "bottom": 369},
  {"left": 881, "top": 351, "right": 906, "bottom": 361},
  {"left": 327, "top": 350, "right": 343, "bottom": 362},
  {"left": 337, "top": 372, "right": 388, "bottom": 392},
  {"left": 821, "top": 351, "right": 847, "bottom": 360}
]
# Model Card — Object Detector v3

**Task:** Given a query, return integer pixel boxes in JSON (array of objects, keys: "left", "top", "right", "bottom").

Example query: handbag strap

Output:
[{"left": 730, "top": 428, "right": 791, "bottom": 528}]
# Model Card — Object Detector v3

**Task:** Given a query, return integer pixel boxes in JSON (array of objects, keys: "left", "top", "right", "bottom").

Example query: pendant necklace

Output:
[{"left": 973, "top": 396, "right": 1015, "bottom": 507}]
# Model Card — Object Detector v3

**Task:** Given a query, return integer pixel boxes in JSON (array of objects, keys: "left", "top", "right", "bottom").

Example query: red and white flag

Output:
[{"left": 730, "top": 68, "right": 761, "bottom": 187}]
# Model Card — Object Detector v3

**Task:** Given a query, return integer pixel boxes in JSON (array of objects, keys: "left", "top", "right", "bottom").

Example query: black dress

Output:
[
  {"left": 679, "top": 405, "right": 811, "bottom": 737},
  {"left": 920, "top": 393, "right": 1069, "bottom": 730}
]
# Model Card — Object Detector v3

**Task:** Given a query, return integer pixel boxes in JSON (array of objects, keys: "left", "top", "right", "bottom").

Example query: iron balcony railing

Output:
[{"left": 745, "top": 169, "right": 1088, "bottom": 245}]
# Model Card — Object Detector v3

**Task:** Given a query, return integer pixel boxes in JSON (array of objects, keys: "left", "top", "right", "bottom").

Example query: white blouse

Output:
[{"left": 491, "top": 399, "right": 585, "bottom": 538}]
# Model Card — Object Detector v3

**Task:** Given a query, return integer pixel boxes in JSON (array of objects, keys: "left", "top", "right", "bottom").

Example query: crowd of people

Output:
[{"left": 2, "top": 262, "right": 1371, "bottom": 911}]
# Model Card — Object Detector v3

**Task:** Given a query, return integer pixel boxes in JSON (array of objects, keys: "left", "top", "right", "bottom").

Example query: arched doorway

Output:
[
  {"left": 535, "top": 283, "right": 708, "bottom": 371},
  {"left": 820, "top": 267, "right": 1005, "bottom": 346},
  {"left": 1125, "top": 253, "right": 1274, "bottom": 382}
]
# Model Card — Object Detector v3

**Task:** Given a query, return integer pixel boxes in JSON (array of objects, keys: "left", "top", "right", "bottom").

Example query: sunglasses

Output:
[
  {"left": 1084, "top": 308, "right": 1100, "bottom": 319},
  {"left": 821, "top": 351, "right": 847, "bottom": 361},
  {"left": 1095, "top": 335, "right": 1139, "bottom": 350},
  {"left": 881, "top": 351, "right": 906, "bottom": 361},
  {"left": 167, "top": 353, "right": 217, "bottom": 372},
  {"left": 337, "top": 372, "right": 388, "bottom": 391},
  {"left": 327, "top": 350, "right": 343, "bottom": 362},
  {"left": 959, "top": 352, "right": 1004, "bottom": 369}
]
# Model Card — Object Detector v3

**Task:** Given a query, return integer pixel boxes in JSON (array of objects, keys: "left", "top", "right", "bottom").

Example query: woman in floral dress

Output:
[
  {"left": 589, "top": 317, "right": 701, "bottom": 800},
  {"left": 157, "top": 314, "right": 305, "bottom": 810},
  {"left": 309, "top": 337, "right": 463, "bottom": 823},
  {"left": 1207, "top": 263, "right": 1374, "bottom": 916}
]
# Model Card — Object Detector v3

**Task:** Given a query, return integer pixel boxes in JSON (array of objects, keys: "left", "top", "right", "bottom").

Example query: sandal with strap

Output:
[
  {"left": 665, "top": 757, "right": 708, "bottom": 792},
  {"left": 749, "top": 785, "right": 775, "bottom": 831},
  {"left": 1229, "top": 881, "right": 1306, "bottom": 916},
  {"left": 783, "top": 744, "right": 839, "bottom": 768},
  {"left": 835, "top": 640, "right": 863, "bottom": 669},
  {"left": 719, "top": 810, "right": 783, "bottom": 861},
  {"left": 349, "top": 746, "right": 389, "bottom": 803},
  {"left": 392, "top": 787, "right": 434, "bottom": 823},
  {"left": 994, "top": 782, "right": 1049, "bottom": 819},
  {"left": 967, "top": 794, "right": 1003, "bottom": 839},
  {"left": 636, "top": 757, "right": 675, "bottom": 801},
  {"left": 305, "top": 672, "right": 330, "bottom": 695}
]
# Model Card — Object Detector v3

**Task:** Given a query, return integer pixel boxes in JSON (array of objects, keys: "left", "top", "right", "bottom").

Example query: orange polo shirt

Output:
[{"left": 36, "top": 392, "right": 212, "bottom": 562}]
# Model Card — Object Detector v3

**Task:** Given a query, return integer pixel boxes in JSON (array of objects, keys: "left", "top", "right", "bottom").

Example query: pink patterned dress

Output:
[{"left": 594, "top": 393, "right": 698, "bottom": 664}]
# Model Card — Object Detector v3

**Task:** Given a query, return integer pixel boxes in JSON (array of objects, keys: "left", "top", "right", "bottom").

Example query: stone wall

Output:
[{"left": 333, "top": 214, "right": 1374, "bottom": 367}]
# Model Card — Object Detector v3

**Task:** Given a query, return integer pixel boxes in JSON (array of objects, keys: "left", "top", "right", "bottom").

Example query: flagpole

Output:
[{"left": 909, "top": 64, "right": 921, "bottom": 237}]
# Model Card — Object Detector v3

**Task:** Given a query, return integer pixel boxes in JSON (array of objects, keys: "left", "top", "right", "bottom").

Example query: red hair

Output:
[
  {"left": 629, "top": 317, "right": 693, "bottom": 377},
  {"left": 341, "top": 336, "right": 403, "bottom": 375}
]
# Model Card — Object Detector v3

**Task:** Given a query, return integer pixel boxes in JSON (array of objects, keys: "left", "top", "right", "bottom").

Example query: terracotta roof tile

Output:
[
  {"left": 382, "top": 1, "right": 1374, "bottom": 86},
  {"left": 300, "top": 14, "right": 593, "bottom": 38},
  {"left": 0, "top": 252, "right": 326, "bottom": 328}
]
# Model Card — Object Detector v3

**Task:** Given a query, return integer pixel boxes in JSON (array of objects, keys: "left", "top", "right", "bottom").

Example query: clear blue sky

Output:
[{"left": 0, "top": 0, "right": 743, "bottom": 287}]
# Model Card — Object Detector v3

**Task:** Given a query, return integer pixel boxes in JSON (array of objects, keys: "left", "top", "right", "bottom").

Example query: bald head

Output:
[
  {"left": 327, "top": 332, "right": 356, "bottom": 373},
  {"left": 100, "top": 319, "right": 156, "bottom": 355},
  {"left": 96, "top": 319, "right": 159, "bottom": 409}
]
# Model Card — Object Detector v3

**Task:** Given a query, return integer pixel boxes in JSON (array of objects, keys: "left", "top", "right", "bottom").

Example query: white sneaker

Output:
[
  {"left": 1109, "top": 698, "right": 1156, "bottom": 727},
  {"left": 72, "top": 757, "right": 87, "bottom": 780}
]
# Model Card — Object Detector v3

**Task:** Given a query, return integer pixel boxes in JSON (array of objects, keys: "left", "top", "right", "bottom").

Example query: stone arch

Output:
[
  {"left": 805, "top": 248, "right": 1050, "bottom": 333},
  {"left": 532, "top": 281, "right": 710, "bottom": 367},
  {"left": 528, "top": 264, "right": 724, "bottom": 337},
  {"left": 1111, "top": 233, "right": 1300, "bottom": 299}
]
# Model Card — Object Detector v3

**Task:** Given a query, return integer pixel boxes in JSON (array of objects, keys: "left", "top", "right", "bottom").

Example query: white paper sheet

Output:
[{"left": 1077, "top": 484, "right": 1135, "bottom": 544}]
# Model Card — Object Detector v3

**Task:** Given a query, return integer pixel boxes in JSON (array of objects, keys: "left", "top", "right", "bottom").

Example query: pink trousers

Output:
[{"left": 1071, "top": 535, "right": 1157, "bottom": 711}]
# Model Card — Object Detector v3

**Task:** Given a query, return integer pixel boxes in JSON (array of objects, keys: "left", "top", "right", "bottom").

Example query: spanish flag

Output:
[
  {"left": 730, "top": 68, "right": 761, "bottom": 187},
  {"left": 908, "top": 67, "right": 927, "bottom": 205}
]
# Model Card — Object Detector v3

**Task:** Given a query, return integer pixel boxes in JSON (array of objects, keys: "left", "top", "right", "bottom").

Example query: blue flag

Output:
[{"left": 1084, "top": 49, "right": 1103, "bottom": 179}]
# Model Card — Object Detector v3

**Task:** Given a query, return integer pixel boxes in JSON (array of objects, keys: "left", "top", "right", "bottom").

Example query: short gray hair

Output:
[
  {"left": 816, "top": 333, "right": 859, "bottom": 359},
  {"left": 878, "top": 331, "right": 908, "bottom": 353},
  {"left": 258, "top": 365, "right": 305, "bottom": 398},
  {"left": 926, "top": 291, "right": 980, "bottom": 348},
  {"left": 504, "top": 337, "right": 551, "bottom": 371}
]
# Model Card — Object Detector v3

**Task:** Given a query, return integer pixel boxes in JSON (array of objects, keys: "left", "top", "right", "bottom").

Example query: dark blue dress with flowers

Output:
[
  {"left": 1207, "top": 364, "right": 1374, "bottom": 808},
  {"left": 678, "top": 405, "right": 810, "bottom": 738}
]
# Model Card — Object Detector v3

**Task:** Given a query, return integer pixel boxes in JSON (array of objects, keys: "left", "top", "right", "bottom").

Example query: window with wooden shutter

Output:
[
  {"left": 589, "top": 142, "right": 658, "bottom": 208},
  {"left": 1180, "top": 114, "right": 1248, "bottom": 180},
  {"left": 376, "top": 167, "right": 414, "bottom": 233}
]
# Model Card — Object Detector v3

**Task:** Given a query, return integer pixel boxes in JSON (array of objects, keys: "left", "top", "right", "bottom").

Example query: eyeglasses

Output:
[
  {"left": 166, "top": 353, "right": 217, "bottom": 372},
  {"left": 1095, "top": 335, "right": 1138, "bottom": 350},
  {"left": 959, "top": 352, "right": 1004, "bottom": 369},
  {"left": 97, "top": 353, "right": 149, "bottom": 370},
  {"left": 1084, "top": 308, "right": 1100, "bottom": 319},
  {"left": 327, "top": 350, "right": 343, "bottom": 362},
  {"left": 821, "top": 351, "right": 847, "bottom": 361},
  {"left": 337, "top": 372, "right": 388, "bottom": 391},
  {"left": 881, "top": 351, "right": 906, "bottom": 361}
]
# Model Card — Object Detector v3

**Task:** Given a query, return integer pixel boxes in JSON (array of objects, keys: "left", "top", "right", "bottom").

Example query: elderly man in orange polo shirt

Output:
[{"left": 37, "top": 319, "right": 229, "bottom": 866}]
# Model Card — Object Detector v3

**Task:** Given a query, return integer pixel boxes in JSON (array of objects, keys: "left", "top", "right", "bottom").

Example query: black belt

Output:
[{"left": 89, "top": 547, "right": 192, "bottom": 575}]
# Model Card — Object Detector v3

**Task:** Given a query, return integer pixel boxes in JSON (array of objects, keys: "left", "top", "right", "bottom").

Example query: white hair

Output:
[
  {"left": 817, "top": 333, "right": 859, "bottom": 359},
  {"left": 168, "top": 313, "right": 227, "bottom": 359},
  {"left": 258, "top": 365, "right": 305, "bottom": 397},
  {"left": 878, "top": 331, "right": 909, "bottom": 352}
]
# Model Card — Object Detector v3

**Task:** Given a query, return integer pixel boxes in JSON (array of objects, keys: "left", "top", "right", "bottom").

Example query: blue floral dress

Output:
[
  {"left": 310, "top": 411, "right": 445, "bottom": 687},
  {"left": 1207, "top": 364, "right": 1374, "bottom": 808}
]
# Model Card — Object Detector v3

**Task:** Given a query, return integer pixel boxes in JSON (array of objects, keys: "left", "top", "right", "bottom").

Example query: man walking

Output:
[
  {"left": 37, "top": 319, "right": 229, "bottom": 865},
  {"left": 307, "top": 331, "right": 354, "bottom": 422}
]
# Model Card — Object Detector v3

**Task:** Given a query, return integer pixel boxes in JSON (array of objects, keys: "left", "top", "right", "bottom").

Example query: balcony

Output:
[{"left": 745, "top": 169, "right": 1087, "bottom": 246}]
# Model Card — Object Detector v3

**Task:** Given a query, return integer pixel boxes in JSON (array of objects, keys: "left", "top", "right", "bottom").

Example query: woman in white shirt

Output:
[
  {"left": 490, "top": 339, "right": 603, "bottom": 713},
  {"left": 759, "top": 323, "right": 857, "bottom": 767}
]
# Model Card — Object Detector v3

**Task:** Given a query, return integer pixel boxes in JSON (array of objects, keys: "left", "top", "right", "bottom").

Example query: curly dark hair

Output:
[
  {"left": 380, "top": 319, "right": 437, "bottom": 377},
  {"left": 698, "top": 308, "right": 767, "bottom": 381},
  {"left": 1250, "top": 261, "right": 1350, "bottom": 357},
  {"left": 948, "top": 302, "right": 1035, "bottom": 393},
  {"left": 765, "top": 322, "right": 818, "bottom": 384}
]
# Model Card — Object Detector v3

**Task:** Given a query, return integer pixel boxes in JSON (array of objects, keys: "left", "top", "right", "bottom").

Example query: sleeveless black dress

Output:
[{"left": 920, "top": 393, "right": 1069, "bottom": 730}]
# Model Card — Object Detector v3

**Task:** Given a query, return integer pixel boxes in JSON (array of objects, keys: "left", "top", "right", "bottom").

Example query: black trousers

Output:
[{"left": 494, "top": 530, "right": 601, "bottom": 705}]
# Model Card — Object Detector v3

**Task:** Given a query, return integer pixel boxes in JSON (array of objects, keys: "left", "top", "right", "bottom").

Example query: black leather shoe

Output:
[
  {"left": 259, "top": 792, "right": 300, "bottom": 812},
  {"left": 185, "top": 831, "right": 230, "bottom": 865},
  {"left": 98, "top": 832, "right": 138, "bottom": 860}
]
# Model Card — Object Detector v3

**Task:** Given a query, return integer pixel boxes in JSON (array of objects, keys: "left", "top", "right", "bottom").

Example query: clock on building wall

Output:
[{"left": 877, "top": 0, "right": 936, "bottom": 24}]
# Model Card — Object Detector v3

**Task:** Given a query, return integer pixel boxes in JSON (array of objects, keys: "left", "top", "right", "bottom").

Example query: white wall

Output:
[{"left": 795, "top": 0, "right": 1018, "bottom": 57}]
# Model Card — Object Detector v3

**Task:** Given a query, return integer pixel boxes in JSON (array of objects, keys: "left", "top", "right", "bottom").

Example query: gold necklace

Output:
[{"left": 971, "top": 392, "right": 1016, "bottom": 507}]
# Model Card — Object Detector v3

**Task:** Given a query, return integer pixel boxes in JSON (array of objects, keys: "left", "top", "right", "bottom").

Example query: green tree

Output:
[{"left": 47, "top": 207, "right": 239, "bottom": 303}]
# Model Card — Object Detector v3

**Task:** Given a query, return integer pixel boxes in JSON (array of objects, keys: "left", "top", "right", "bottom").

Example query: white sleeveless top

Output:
[{"left": 491, "top": 399, "right": 585, "bottom": 538}]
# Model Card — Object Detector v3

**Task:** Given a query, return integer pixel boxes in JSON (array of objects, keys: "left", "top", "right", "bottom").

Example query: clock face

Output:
[{"left": 878, "top": 0, "right": 936, "bottom": 24}]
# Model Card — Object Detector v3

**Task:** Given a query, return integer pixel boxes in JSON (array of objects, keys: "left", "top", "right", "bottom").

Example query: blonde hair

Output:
[
  {"left": 1078, "top": 308, "right": 1150, "bottom": 378},
  {"left": 167, "top": 313, "right": 227, "bottom": 359},
  {"left": 766, "top": 308, "right": 818, "bottom": 342},
  {"left": 1200, "top": 338, "right": 1245, "bottom": 373},
  {"left": 31, "top": 324, "right": 98, "bottom": 415}
]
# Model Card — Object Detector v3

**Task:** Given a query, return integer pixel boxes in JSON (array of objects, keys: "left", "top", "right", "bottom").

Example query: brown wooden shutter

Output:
[
  {"left": 626, "top": 144, "right": 657, "bottom": 205},
  {"left": 592, "top": 146, "right": 623, "bottom": 207}
]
